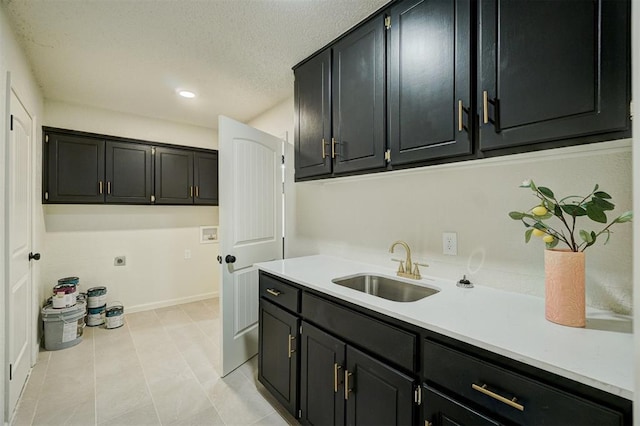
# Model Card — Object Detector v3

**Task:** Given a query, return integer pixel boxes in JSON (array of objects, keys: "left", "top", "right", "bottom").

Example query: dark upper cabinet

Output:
[
  {"left": 388, "top": 0, "right": 472, "bottom": 165},
  {"left": 478, "top": 0, "right": 630, "bottom": 151},
  {"left": 154, "top": 147, "right": 194, "bottom": 205},
  {"left": 194, "top": 152, "right": 219, "bottom": 205},
  {"left": 105, "top": 141, "right": 153, "bottom": 204},
  {"left": 345, "top": 346, "right": 414, "bottom": 426},
  {"left": 258, "top": 299, "right": 299, "bottom": 417},
  {"left": 294, "top": 50, "right": 332, "bottom": 180},
  {"left": 332, "top": 15, "right": 386, "bottom": 175},
  {"left": 300, "top": 321, "right": 346, "bottom": 426},
  {"left": 46, "top": 132, "right": 105, "bottom": 203}
]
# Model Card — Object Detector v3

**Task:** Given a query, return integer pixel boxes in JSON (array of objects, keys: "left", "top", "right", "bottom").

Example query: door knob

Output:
[
  {"left": 217, "top": 255, "right": 222, "bottom": 264},
  {"left": 225, "top": 255, "right": 236, "bottom": 264},
  {"left": 29, "top": 252, "right": 41, "bottom": 261}
]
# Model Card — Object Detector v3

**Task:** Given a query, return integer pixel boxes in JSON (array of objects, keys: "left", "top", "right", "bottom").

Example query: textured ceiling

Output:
[{"left": 3, "top": 0, "right": 389, "bottom": 129}]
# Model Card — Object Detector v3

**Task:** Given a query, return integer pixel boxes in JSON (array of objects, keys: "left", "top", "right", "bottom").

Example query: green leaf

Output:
[
  {"left": 553, "top": 204, "right": 563, "bottom": 216},
  {"left": 524, "top": 228, "right": 533, "bottom": 243},
  {"left": 615, "top": 211, "right": 633, "bottom": 223},
  {"left": 579, "top": 230, "right": 593, "bottom": 243},
  {"left": 586, "top": 204, "right": 607, "bottom": 223},
  {"left": 533, "top": 222, "right": 546, "bottom": 231},
  {"left": 509, "top": 211, "right": 525, "bottom": 220},
  {"left": 561, "top": 204, "right": 587, "bottom": 217},
  {"left": 593, "top": 184, "right": 600, "bottom": 193},
  {"left": 594, "top": 191, "right": 611, "bottom": 199},
  {"left": 538, "top": 187, "right": 554, "bottom": 198},
  {"left": 538, "top": 212, "right": 553, "bottom": 220},
  {"left": 592, "top": 197, "right": 615, "bottom": 211},
  {"left": 546, "top": 238, "right": 559, "bottom": 249}
]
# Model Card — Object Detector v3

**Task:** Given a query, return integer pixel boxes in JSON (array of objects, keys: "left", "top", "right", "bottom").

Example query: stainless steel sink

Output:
[{"left": 331, "top": 274, "right": 439, "bottom": 302}]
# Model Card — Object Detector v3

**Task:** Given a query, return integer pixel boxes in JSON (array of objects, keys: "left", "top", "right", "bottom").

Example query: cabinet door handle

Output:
[
  {"left": 195, "top": 186, "right": 199, "bottom": 198},
  {"left": 321, "top": 138, "right": 326, "bottom": 159},
  {"left": 107, "top": 181, "right": 111, "bottom": 194},
  {"left": 344, "top": 370, "right": 353, "bottom": 400},
  {"left": 458, "top": 100, "right": 464, "bottom": 132},
  {"left": 472, "top": 383, "right": 524, "bottom": 411},
  {"left": 266, "top": 288, "right": 281, "bottom": 297},
  {"left": 482, "top": 91, "right": 489, "bottom": 124},
  {"left": 190, "top": 186, "right": 193, "bottom": 197},
  {"left": 288, "top": 334, "right": 296, "bottom": 358},
  {"left": 334, "top": 363, "right": 342, "bottom": 393},
  {"left": 99, "top": 181, "right": 103, "bottom": 194},
  {"left": 331, "top": 138, "right": 337, "bottom": 159}
]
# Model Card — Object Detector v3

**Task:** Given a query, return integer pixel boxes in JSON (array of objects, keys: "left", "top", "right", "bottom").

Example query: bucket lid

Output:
[
  {"left": 53, "top": 284, "right": 76, "bottom": 294},
  {"left": 42, "top": 300, "right": 85, "bottom": 316},
  {"left": 58, "top": 276, "right": 79, "bottom": 284},
  {"left": 87, "top": 286, "right": 107, "bottom": 293},
  {"left": 106, "top": 304, "right": 124, "bottom": 316}
]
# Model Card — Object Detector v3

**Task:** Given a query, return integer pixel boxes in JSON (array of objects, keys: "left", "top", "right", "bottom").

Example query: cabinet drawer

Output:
[
  {"left": 302, "top": 292, "right": 416, "bottom": 371},
  {"left": 259, "top": 273, "right": 300, "bottom": 313},
  {"left": 423, "top": 339, "right": 624, "bottom": 425}
]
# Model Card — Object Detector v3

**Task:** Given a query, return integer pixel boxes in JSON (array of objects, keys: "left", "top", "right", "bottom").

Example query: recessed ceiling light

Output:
[{"left": 178, "top": 90, "right": 196, "bottom": 98}]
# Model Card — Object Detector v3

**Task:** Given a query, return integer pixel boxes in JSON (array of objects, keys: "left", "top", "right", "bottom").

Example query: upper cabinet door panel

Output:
[
  {"left": 294, "top": 50, "right": 332, "bottom": 180},
  {"left": 154, "top": 147, "right": 194, "bottom": 204},
  {"left": 479, "top": 0, "right": 630, "bottom": 150},
  {"left": 389, "top": 0, "right": 472, "bottom": 164},
  {"left": 105, "top": 141, "right": 152, "bottom": 204},
  {"left": 332, "top": 16, "right": 386, "bottom": 175},
  {"left": 47, "top": 133, "right": 105, "bottom": 203},
  {"left": 194, "top": 151, "right": 219, "bottom": 205}
]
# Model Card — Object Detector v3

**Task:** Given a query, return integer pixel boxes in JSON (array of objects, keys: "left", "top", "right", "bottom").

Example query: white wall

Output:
[
  {"left": 0, "top": 5, "right": 44, "bottom": 424},
  {"left": 250, "top": 97, "right": 633, "bottom": 315},
  {"left": 41, "top": 101, "right": 221, "bottom": 312}
]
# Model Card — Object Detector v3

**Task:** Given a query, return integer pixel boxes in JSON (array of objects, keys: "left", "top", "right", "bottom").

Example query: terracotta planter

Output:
[{"left": 544, "top": 249, "right": 585, "bottom": 327}]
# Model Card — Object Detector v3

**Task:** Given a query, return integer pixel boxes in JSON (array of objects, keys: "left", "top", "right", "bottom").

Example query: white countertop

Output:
[{"left": 256, "top": 255, "right": 633, "bottom": 400}]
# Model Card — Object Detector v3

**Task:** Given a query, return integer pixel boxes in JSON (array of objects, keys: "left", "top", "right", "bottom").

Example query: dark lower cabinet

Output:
[
  {"left": 478, "top": 0, "right": 630, "bottom": 151},
  {"left": 154, "top": 147, "right": 194, "bottom": 204},
  {"left": 300, "top": 322, "right": 346, "bottom": 426},
  {"left": 346, "top": 346, "right": 415, "bottom": 426},
  {"left": 258, "top": 299, "right": 299, "bottom": 417},
  {"left": 46, "top": 132, "right": 105, "bottom": 203},
  {"left": 105, "top": 141, "right": 152, "bottom": 204},
  {"left": 423, "top": 385, "right": 502, "bottom": 426},
  {"left": 193, "top": 152, "right": 219, "bottom": 205}
]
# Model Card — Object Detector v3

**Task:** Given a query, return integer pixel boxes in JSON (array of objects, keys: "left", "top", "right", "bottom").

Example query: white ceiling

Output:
[{"left": 3, "top": 0, "right": 389, "bottom": 129}]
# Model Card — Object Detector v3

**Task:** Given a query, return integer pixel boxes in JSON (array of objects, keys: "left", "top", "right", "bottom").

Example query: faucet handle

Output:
[
  {"left": 412, "top": 262, "right": 429, "bottom": 279},
  {"left": 391, "top": 258, "right": 405, "bottom": 273}
]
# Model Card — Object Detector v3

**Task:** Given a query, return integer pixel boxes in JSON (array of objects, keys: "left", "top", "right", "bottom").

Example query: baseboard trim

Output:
[{"left": 125, "top": 292, "right": 219, "bottom": 314}]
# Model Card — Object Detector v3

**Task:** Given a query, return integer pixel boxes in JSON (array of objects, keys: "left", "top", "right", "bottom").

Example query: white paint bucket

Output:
[
  {"left": 86, "top": 305, "right": 106, "bottom": 327},
  {"left": 87, "top": 286, "right": 107, "bottom": 308},
  {"left": 105, "top": 303, "right": 124, "bottom": 329},
  {"left": 52, "top": 283, "right": 77, "bottom": 309},
  {"left": 42, "top": 301, "right": 85, "bottom": 350}
]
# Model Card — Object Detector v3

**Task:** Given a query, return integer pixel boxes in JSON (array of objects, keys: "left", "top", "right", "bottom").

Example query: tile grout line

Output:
[{"left": 25, "top": 351, "right": 52, "bottom": 426}]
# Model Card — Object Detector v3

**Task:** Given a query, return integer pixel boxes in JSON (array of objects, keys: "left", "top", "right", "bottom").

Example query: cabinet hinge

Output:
[
  {"left": 10, "top": 114, "right": 14, "bottom": 131},
  {"left": 151, "top": 195, "right": 155, "bottom": 203},
  {"left": 384, "top": 149, "right": 391, "bottom": 163},
  {"left": 152, "top": 147, "right": 156, "bottom": 155},
  {"left": 45, "top": 134, "right": 49, "bottom": 143},
  {"left": 415, "top": 385, "right": 422, "bottom": 405},
  {"left": 384, "top": 16, "right": 391, "bottom": 30},
  {"left": 44, "top": 191, "right": 49, "bottom": 201},
  {"left": 9, "top": 364, "right": 12, "bottom": 381}
]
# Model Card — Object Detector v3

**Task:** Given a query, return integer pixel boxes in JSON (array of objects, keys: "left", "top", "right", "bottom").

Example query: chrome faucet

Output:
[{"left": 389, "top": 240, "right": 428, "bottom": 280}]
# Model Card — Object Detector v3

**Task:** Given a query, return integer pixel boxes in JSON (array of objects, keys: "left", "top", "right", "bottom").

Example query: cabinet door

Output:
[
  {"left": 105, "top": 141, "right": 152, "bottom": 204},
  {"left": 388, "top": 0, "right": 472, "bottom": 165},
  {"left": 423, "top": 385, "right": 503, "bottom": 426},
  {"left": 193, "top": 151, "right": 219, "bottom": 205},
  {"left": 345, "top": 346, "right": 414, "bottom": 426},
  {"left": 46, "top": 132, "right": 105, "bottom": 203},
  {"left": 154, "top": 147, "right": 193, "bottom": 204},
  {"left": 478, "top": 0, "right": 630, "bottom": 151},
  {"left": 332, "top": 16, "right": 386, "bottom": 175},
  {"left": 295, "top": 50, "right": 332, "bottom": 180},
  {"left": 258, "top": 300, "right": 299, "bottom": 417},
  {"left": 300, "top": 322, "right": 346, "bottom": 426}
]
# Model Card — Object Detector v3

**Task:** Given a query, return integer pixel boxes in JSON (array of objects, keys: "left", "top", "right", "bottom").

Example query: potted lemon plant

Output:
[{"left": 509, "top": 180, "right": 632, "bottom": 327}]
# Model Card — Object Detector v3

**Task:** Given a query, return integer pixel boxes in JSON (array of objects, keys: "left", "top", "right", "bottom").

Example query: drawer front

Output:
[
  {"left": 423, "top": 339, "right": 624, "bottom": 425},
  {"left": 259, "top": 273, "right": 300, "bottom": 313},
  {"left": 302, "top": 292, "right": 416, "bottom": 371}
]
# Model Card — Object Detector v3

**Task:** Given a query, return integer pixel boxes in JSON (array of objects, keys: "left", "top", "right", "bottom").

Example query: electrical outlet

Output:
[
  {"left": 114, "top": 256, "right": 126, "bottom": 266},
  {"left": 184, "top": 249, "right": 192, "bottom": 259},
  {"left": 442, "top": 232, "right": 457, "bottom": 255}
]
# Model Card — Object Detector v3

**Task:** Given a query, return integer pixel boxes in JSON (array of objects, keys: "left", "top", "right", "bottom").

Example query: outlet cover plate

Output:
[{"left": 442, "top": 232, "right": 457, "bottom": 256}]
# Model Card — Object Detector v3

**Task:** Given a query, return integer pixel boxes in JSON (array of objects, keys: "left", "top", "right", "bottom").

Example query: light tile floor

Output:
[{"left": 11, "top": 299, "right": 297, "bottom": 426}]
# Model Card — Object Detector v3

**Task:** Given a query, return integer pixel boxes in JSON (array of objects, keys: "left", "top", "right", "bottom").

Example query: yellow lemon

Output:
[
  {"left": 532, "top": 206, "right": 548, "bottom": 216},
  {"left": 542, "top": 234, "right": 554, "bottom": 243},
  {"left": 532, "top": 228, "right": 546, "bottom": 237}
]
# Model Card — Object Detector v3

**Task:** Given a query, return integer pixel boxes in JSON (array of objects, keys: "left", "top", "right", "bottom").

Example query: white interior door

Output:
[
  {"left": 218, "top": 116, "right": 284, "bottom": 376},
  {"left": 5, "top": 87, "right": 33, "bottom": 418}
]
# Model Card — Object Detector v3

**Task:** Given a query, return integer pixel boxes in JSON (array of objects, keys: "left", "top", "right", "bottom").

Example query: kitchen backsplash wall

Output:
[
  {"left": 42, "top": 101, "right": 221, "bottom": 311},
  {"left": 250, "top": 98, "right": 633, "bottom": 314}
]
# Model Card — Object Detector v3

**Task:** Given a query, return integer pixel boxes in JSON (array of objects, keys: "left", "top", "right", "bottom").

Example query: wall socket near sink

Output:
[{"left": 442, "top": 232, "right": 457, "bottom": 255}]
